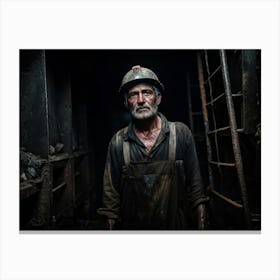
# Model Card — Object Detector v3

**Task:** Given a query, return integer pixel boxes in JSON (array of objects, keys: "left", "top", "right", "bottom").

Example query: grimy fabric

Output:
[{"left": 98, "top": 113, "right": 209, "bottom": 229}]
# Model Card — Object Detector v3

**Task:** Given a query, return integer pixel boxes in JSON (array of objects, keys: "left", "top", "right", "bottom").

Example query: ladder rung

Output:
[
  {"left": 210, "top": 188, "right": 243, "bottom": 208},
  {"left": 206, "top": 92, "right": 225, "bottom": 106},
  {"left": 209, "top": 160, "right": 235, "bottom": 167},
  {"left": 251, "top": 213, "right": 261, "bottom": 222},
  {"left": 232, "top": 90, "right": 243, "bottom": 97},
  {"left": 208, "top": 127, "right": 244, "bottom": 135},
  {"left": 191, "top": 112, "right": 202, "bottom": 116},
  {"left": 204, "top": 65, "right": 222, "bottom": 84},
  {"left": 206, "top": 91, "right": 243, "bottom": 106},
  {"left": 208, "top": 126, "right": 230, "bottom": 134},
  {"left": 52, "top": 182, "right": 67, "bottom": 193}
]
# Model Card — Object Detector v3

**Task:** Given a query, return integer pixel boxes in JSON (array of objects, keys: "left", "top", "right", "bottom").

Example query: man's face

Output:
[{"left": 126, "top": 83, "right": 161, "bottom": 120}]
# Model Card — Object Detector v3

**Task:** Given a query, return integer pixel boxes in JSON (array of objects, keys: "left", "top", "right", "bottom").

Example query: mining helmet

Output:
[{"left": 119, "top": 65, "right": 164, "bottom": 94}]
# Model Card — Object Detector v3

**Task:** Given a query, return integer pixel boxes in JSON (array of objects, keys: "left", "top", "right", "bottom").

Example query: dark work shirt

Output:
[{"left": 98, "top": 113, "right": 209, "bottom": 220}]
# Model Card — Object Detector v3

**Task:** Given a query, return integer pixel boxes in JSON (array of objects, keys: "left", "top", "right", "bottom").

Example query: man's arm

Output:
[
  {"left": 186, "top": 130, "right": 210, "bottom": 229},
  {"left": 177, "top": 122, "right": 210, "bottom": 229},
  {"left": 97, "top": 135, "right": 123, "bottom": 229}
]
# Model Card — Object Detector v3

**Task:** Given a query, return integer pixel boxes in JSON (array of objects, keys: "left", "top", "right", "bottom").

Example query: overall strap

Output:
[
  {"left": 122, "top": 127, "right": 130, "bottom": 165},
  {"left": 168, "top": 122, "right": 176, "bottom": 161}
]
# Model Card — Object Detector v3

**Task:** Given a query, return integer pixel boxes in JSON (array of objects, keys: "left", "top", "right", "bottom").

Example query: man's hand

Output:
[{"left": 196, "top": 204, "right": 210, "bottom": 230}]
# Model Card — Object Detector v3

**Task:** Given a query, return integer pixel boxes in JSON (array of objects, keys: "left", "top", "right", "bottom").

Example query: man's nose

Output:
[{"left": 137, "top": 92, "right": 144, "bottom": 103}]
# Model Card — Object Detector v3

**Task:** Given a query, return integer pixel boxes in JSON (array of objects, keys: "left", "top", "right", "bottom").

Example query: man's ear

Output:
[
  {"left": 156, "top": 94, "right": 162, "bottom": 106},
  {"left": 124, "top": 97, "right": 129, "bottom": 109}
]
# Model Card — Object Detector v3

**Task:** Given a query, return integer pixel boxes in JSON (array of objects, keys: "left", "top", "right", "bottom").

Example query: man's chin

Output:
[{"left": 132, "top": 111, "right": 155, "bottom": 120}]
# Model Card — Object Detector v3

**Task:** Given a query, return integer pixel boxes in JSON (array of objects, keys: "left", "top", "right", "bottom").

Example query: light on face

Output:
[{"left": 127, "top": 89, "right": 155, "bottom": 102}]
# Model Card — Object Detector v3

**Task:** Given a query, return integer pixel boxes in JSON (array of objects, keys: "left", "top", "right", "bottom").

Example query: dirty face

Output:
[{"left": 126, "top": 83, "right": 161, "bottom": 120}]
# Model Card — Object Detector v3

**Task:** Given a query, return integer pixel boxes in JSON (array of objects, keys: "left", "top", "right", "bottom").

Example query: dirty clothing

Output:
[{"left": 98, "top": 113, "right": 209, "bottom": 229}]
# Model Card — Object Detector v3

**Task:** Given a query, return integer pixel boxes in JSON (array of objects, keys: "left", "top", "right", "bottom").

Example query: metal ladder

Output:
[{"left": 196, "top": 50, "right": 253, "bottom": 229}]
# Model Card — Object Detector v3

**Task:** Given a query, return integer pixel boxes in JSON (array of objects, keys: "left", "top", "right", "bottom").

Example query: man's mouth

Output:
[{"left": 136, "top": 107, "right": 150, "bottom": 112}]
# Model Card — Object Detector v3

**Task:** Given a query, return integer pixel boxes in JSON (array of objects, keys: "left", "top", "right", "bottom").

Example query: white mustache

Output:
[
  {"left": 134, "top": 104, "right": 152, "bottom": 112},
  {"left": 130, "top": 102, "right": 158, "bottom": 120}
]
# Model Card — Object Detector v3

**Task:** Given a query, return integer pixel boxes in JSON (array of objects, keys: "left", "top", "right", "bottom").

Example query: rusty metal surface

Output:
[
  {"left": 20, "top": 50, "right": 49, "bottom": 158},
  {"left": 219, "top": 50, "right": 252, "bottom": 229},
  {"left": 20, "top": 51, "right": 94, "bottom": 229},
  {"left": 242, "top": 50, "right": 260, "bottom": 134},
  {"left": 45, "top": 52, "right": 73, "bottom": 155}
]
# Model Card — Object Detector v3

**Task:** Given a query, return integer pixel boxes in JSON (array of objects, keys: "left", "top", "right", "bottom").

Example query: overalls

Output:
[{"left": 118, "top": 122, "right": 189, "bottom": 230}]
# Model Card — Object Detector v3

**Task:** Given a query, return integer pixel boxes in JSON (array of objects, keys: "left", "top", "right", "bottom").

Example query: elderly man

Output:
[{"left": 98, "top": 65, "right": 209, "bottom": 230}]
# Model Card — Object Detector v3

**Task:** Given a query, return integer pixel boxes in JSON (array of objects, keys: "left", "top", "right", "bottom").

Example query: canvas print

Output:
[{"left": 20, "top": 50, "right": 261, "bottom": 231}]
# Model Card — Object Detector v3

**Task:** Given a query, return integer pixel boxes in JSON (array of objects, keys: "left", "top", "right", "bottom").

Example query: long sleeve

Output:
[
  {"left": 176, "top": 122, "right": 209, "bottom": 208},
  {"left": 97, "top": 135, "right": 123, "bottom": 220}
]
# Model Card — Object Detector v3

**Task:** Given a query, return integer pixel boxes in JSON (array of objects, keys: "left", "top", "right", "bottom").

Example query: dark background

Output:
[{"left": 20, "top": 50, "right": 261, "bottom": 230}]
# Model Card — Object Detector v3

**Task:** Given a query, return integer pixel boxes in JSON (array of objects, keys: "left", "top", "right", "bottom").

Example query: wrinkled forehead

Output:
[{"left": 127, "top": 83, "right": 154, "bottom": 93}]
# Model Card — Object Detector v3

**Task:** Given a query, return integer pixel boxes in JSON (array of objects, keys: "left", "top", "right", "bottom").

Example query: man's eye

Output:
[
  {"left": 128, "top": 92, "right": 138, "bottom": 98},
  {"left": 143, "top": 92, "right": 153, "bottom": 97}
]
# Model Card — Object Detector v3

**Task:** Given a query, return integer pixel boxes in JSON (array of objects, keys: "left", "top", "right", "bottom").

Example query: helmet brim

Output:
[{"left": 119, "top": 78, "right": 164, "bottom": 94}]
